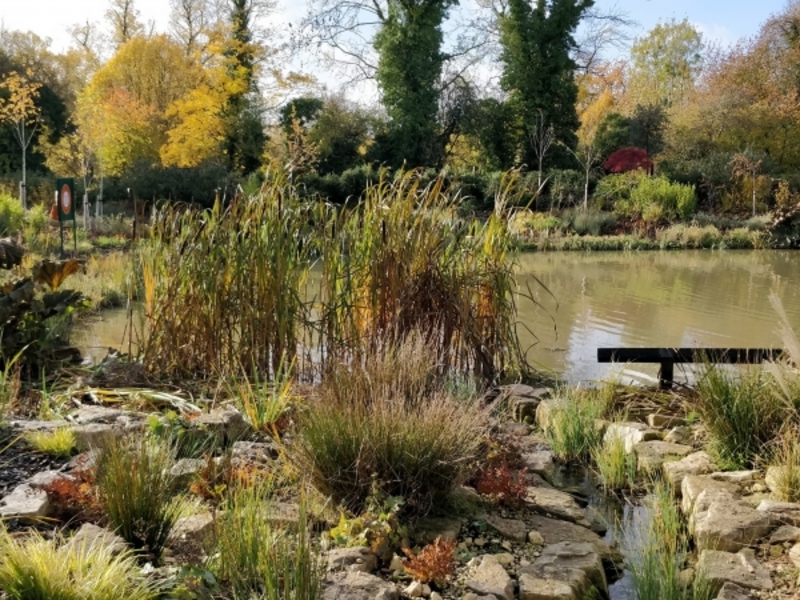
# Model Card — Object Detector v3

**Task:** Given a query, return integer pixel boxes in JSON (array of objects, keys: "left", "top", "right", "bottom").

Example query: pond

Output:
[
  {"left": 76, "top": 250, "right": 800, "bottom": 385},
  {"left": 517, "top": 250, "right": 800, "bottom": 384}
]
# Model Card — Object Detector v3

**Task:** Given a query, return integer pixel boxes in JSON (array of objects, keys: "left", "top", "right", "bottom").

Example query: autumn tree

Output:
[
  {"left": 106, "top": 0, "right": 145, "bottom": 49},
  {"left": 0, "top": 70, "right": 42, "bottom": 208},
  {"left": 499, "top": 0, "right": 594, "bottom": 168}
]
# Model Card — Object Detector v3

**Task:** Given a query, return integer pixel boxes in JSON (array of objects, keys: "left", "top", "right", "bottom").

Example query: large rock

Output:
[
  {"left": 756, "top": 499, "right": 800, "bottom": 527},
  {"left": 69, "top": 405, "right": 126, "bottom": 424},
  {"left": 647, "top": 414, "right": 686, "bottom": 429},
  {"left": 72, "top": 423, "right": 116, "bottom": 451},
  {"left": 526, "top": 514, "right": 621, "bottom": 572},
  {"left": 0, "top": 484, "right": 50, "bottom": 519},
  {"left": 715, "top": 582, "right": 755, "bottom": 600},
  {"left": 664, "top": 451, "right": 715, "bottom": 490},
  {"left": 484, "top": 514, "right": 529, "bottom": 543},
  {"left": 518, "top": 575, "right": 575, "bottom": 600},
  {"left": 681, "top": 475, "right": 740, "bottom": 514},
  {"left": 634, "top": 440, "right": 693, "bottom": 473},
  {"left": 169, "top": 513, "right": 216, "bottom": 562},
  {"left": 691, "top": 489, "right": 775, "bottom": 552},
  {"left": 519, "top": 542, "right": 607, "bottom": 600},
  {"left": 521, "top": 451, "right": 555, "bottom": 479},
  {"left": 525, "top": 487, "right": 590, "bottom": 526},
  {"left": 327, "top": 547, "right": 378, "bottom": 574},
  {"left": 466, "top": 555, "right": 514, "bottom": 600},
  {"left": 604, "top": 422, "right": 661, "bottom": 453},
  {"left": 64, "top": 523, "right": 128, "bottom": 556},
  {"left": 323, "top": 571, "right": 398, "bottom": 600},
  {"left": 697, "top": 550, "right": 772, "bottom": 592},
  {"left": 769, "top": 524, "right": 800, "bottom": 544},
  {"left": 170, "top": 458, "right": 206, "bottom": 489},
  {"left": 709, "top": 471, "right": 760, "bottom": 485},
  {"left": 192, "top": 408, "right": 250, "bottom": 444},
  {"left": 232, "top": 440, "right": 279, "bottom": 464},
  {"left": 414, "top": 516, "right": 462, "bottom": 544}
]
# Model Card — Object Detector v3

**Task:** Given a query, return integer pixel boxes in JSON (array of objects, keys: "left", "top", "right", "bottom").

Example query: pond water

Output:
[
  {"left": 517, "top": 250, "right": 800, "bottom": 385},
  {"left": 76, "top": 250, "right": 800, "bottom": 385}
]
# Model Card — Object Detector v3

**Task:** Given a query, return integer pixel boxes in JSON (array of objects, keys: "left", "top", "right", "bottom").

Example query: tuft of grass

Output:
[
  {"left": 543, "top": 386, "right": 611, "bottom": 463},
  {"left": 24, "top": 427, "right": 76, "bottom": 457},
  {"left": 0, "top": 522, "right": 157, "bottom": 600},
  {"left": 768, "top": 427, "right": 800, "bottom": 502},
  {"left": 291, "top": 335, "right": 488, "bottom": 515},
  {"left": 95, "top": 436, "right": 183, "bottom": 562},
  {"left": 213, "top": 484, "right": 323, "bottom": 599},
  {"left": 695, "top": 363, "right": 783, "bottom": 470},
  {"left": 226, "top": 358, "right": 294, "bottom": 434},
  {"left": 592, "top": 432, "right": 637, "bottom": 492}
]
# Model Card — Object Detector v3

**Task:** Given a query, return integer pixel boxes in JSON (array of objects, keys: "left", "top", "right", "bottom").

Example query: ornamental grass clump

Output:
[
  {"left": 96, "top": 435, "right": 183, "bottom": 562},
  {"left": 0, "top": 522, "right": 157, "bottom": 600},
  {"left": 542, "top": 386, "right": 611, "bottom": 463},
  {"left": 213, "top": 484, "right": 323, "bottom": 600},
  {"left": 592, "top": 431, "right": 636, "bottom": 492},
  {"left": 24, "top": 427, "right": 76, "bottom": 457},
  {"left": 291, "top": 335, "right": 489, "bottom": 515}
]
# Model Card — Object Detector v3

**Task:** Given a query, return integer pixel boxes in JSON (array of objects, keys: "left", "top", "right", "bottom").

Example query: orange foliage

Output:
[
  {"left": 475, "top": 465, "right": 528, "bottom": 507},
  {"left": 40, "top": 464, "right": 103, "bottom": 524},
  {"left": 402, "top": 536, "right": 457, "bottom": 587}
]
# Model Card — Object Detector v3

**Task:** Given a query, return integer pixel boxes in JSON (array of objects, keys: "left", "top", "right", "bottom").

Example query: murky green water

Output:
[
  {"left": 77, "top": 250, "right": 800, "bottom": 384},
  {"left": 517, "top": 250, "right": 800, "bottom": 384}
]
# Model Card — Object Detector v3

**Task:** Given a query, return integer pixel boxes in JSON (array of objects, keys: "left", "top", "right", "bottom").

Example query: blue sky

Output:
[{"left": 0, "top": 0, "right": 791, "bottom": 54}]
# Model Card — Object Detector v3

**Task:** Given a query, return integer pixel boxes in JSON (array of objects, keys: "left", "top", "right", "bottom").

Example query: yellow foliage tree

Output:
[{"left": 0, "top": 69, "right": 42, "bottom": 208}]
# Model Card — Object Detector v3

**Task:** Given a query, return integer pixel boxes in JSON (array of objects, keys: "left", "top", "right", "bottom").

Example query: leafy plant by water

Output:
[
  {"left": 592, "top": 432, "right": 636, "bottom": 492},
  {"left": 542, "top": 386, "right": 611, "bottom": 463}
]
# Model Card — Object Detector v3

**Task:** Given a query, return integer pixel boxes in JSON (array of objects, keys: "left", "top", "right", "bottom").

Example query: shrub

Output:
[
  {"left": 625, "top": 176, "right": 696, "bottom": 222},
  {"left": 572, "top": 209, "right": 616, "bottom": 236},
  {"left": 291, "top": 336, "right": 488, "bottom": 514},
  {"left": 24, "top": 428, "right": 76, "bottom": 457},
  {"left": 213, "top": 484, "right": 323, "bottom": 599},
  {"left": 0, "top": 522, "right": 157, "bottom": 600},
  {"left": 96, "top": 436, "right": 183, "bottom": 561},
  {"left": 542, "top": 386, "right": 611, "bottom": 463},
  {"left": 0, "top": 192, "right": 26, "bottom": 236},
  {"left": 403, "top": 537, "right": 457, "bottom": 587}
]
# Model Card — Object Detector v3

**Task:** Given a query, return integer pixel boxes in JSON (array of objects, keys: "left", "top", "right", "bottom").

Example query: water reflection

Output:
[{"left": 516, "top": 251, "right": 800, "bottom": 384}]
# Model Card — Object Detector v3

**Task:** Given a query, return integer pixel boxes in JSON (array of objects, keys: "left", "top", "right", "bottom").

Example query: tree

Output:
[
  {"left": 626, "top": 19, "right": 704, "bottom": 108},
  {"left": 0, "top": 70, "right": 41, "bottom": 208},
  {"left": 498, "top": 0, "right": 594, "bottom": 167},
  {"left": 106, "top": 0, "right": 145, "bottom": 49}
]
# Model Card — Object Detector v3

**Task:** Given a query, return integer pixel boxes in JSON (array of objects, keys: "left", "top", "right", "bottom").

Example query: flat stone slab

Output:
[
  {"left": 0, "top": 484, "right": 50, "bottom": 519},
  {"left": 692, "top": 490, "right": 775, "bottom": 552},
  {"left": 604, "top": 422, "right": 661, "bottom": 453},
  {"left": 520, "top": 541, "right": 607, "bottom": 599},
  {"left": 664, "top": 451, "right": 715, "bottom": 490},
  {"left": 466, "top": 555, "right": 514, "bottom": 600},
  {"left": 634, "top": 440, "right": 693, "bottom": 473},
  {"left": 522, "top": 451, "right": 554, "bottom": 478},
  {"left": 709, "top": 471, "right": 760, "bottom": 485},
  {"left": 756, "top": 499, "right": 800, "bottom": 527},
  {"left": 682, "top": 475, "right": 741, "bottom": 514},
  {"left": 769, "top": 525, "right": 800, "bottom": 544},
  {"left": 69, "top": 405, "right": 126, "bottom": 424},
  {"left": 647, "top": 414, "right": 686, "bottom": 429},
  {"left": 484, "top": 514, "right": 529, "bottom": 542},
  {"left": 327, "top": 547, "right": 378, "bottom": 574},
  {"left": 414, "top": 516, "right": 462, "bottom": 544},
  {"left": 72, "top": 423, "right": 117, "bottom": 451},
  {"left": 323, "top": 571, "right": 398, "bottom": 600},
  {"left": 715, "top": 582, "right": 756, "bottom": 600},
  {"left": 526, "top": 514, "right": 621, "bottom": 570},
  {"left": 526, "top": 487, "right": 589, "bottom": 526},
  {"left": 697, "top": 550, "right": 772, "bottom": 591},
  {"left": 518, "top": 574, "right": 575, "bottom": 600}
]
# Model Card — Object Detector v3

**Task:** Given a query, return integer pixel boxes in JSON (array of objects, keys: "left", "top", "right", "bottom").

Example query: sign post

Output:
[{"left": 56, "top": 178, "right": 76, "bottom": 256}]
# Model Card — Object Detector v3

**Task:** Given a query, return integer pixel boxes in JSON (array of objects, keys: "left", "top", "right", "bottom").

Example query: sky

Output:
[{"left": 0, "top": 0, "right": 792, "bottom": 54}]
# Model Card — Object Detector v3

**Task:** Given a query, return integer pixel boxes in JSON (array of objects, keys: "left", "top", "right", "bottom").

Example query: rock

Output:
[
  {"left": 520, "top": 541, "right": 607, "bottom": 599},
  {"left": 518, "top": 574, "right": 575, "bottom": 600},
  {"left": 499, "top": 384, "right": 547, "bottom": 400},
  {"left": 323, "top": 571, "right": 398, "bottom": 600},
  {"left": 604, "top": 422, "right": 661, "bottom": 453},
  {"left": 0, "top": 484, "right": 50, "bottom": 518},
  {"left": 789, "top": 543, "right": 800, "bottom": 568},
  {"left": 466, "top": 555, "right": 514, "bottom": 600},
  {"left": 170, "top": 458, "right": 206, "bottom": 489},
  {"left": 232, "top": 440, "right": 279, "bottom": 463},
  {"left": 327, "top": 547, "right": 378, "bottom": 574},
  {"left": 528, "top": 530, "right": 545, "bottom": 545},
  {"left": 647, "top": 414, "right": 686, "bottom": 429},
  {"left": 525, "top": 487, "right": 590, "bottom": 526},
  {"left": 691, "top": 489, "right": 775, "bottom": 552},
  {"left": 521, "top": 451, "right": 554, "bottom": 479},
  {"left": 769, "top": 525, "right": 800, "bottom": 544},
  {"left": 414, "top": 516, "right": 462, "bottom": 544},
  {"left": 583, "top": 506, "right": 608, "bottom": 535},
  {"left": 483, "top": 515, "right": 528, "bottom": 542},
  {"left": 526, "top": 514, "right": 621, "bottom": 572},
  {"left": 665, "top": 426, "right": 692, "bottom": 445},
  {"left": 9, "top": 419, "right": 70, "bottom": 431},
  {"left": 430, "top": 592, "right": 442, "bottom": 600},
  {"left": 494, "top": 552, "right": 515, "bottom": 567},
  {"left": 192, "top": 408, "right": 249, "bottom": 444},
  {"left": 69, "top": 405, "right": 125, "bottom": 424},
  {"left": 510, "top": 398, "right": 540, "bottom": 424},
  {"left": 664, "top": 451, "right": 715, "bottom": 490},
  {"left": 535, "top": 399, "right": 563, "bottom": 431},
  {"left": 72, "top": 423, "right": 116, "bottom": 451},
  {"left": 27, "top": 470, "right": 74, "bottom": 489},
  {"left": 714, "top": 582, "right": 754, "bottom": 600},
  {"left": 765, "top": 466, "right": 800, "bottom": 496},
  {"left": 634, "top": 441, "right": 693, "bottom": 473},
  {"left": 756, "top": 499, "right": 800, "bottom": 527},
  {"left": 697, "top": 549, "right": 772, "bottom": 592},
  {"left": 710, "top": 471, "right": 760, "bottom": 485},
  {"left": 64, "top": 523, "right": 127, "bottom": 555},
  {"left": 681, "top": 475, "right": 741, "bottom": 514},
  {"left": 403, "top": 581, "right": 425, "bottom": 598},
  {"left": 169, "top": 513, "right": 216, "bottom": 562}
]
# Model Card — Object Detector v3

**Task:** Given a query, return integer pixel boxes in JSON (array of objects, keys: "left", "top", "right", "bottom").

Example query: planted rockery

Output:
[{"left": 3, "top": 172, "right": 800, "bottom": 600}]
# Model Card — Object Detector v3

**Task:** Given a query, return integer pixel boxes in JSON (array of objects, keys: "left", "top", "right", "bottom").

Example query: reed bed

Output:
[{"left": 140, "top": 170, "right": 525, "bottom": 381}]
